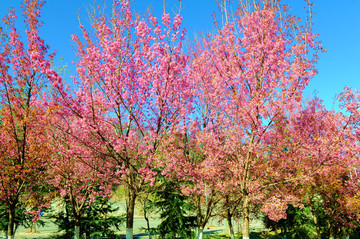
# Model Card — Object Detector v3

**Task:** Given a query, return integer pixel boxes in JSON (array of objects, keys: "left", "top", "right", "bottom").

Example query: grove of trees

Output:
[{"left": 1, "top": 0, "right": 360, "bottom": 239}]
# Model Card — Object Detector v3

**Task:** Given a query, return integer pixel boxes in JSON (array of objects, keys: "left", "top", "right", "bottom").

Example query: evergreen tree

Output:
[
  {"left": 0, "top": 203, "right": 45, "bottom": 236},
  {"left": 50, "top": 197, "right": 124, "bottom": 239},
  {"left": 264, "top": 204, "right": 316, "bottom": 239},
  {"left": 154, "top": 181, "right": 197, "bottom": 238}
]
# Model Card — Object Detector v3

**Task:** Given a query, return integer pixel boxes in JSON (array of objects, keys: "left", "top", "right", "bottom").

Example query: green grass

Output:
[
  {"left": 202, "top": 231, "right": 279, "bottom": 239},
  {"left": 202, "top": 231, "right": 360, "bottom": 239}
]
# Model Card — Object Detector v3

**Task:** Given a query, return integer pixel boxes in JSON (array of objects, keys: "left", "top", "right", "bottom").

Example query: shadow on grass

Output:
[{"left": 47, "top": 229, "right": 360, "bottom": 239}]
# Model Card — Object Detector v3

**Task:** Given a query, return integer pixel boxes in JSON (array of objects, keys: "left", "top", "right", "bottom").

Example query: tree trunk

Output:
[
  {"left": 195, "top": 194, "right": 213, "bottom": 237},
  {"left": 7, "top": 207, "right": 15, "bottom": 239},
  {"left": 242, "top": 133, "right": 253, "bottom": 239},
  {"left": 227, "top": 209, "right": 235, "bottom": 239},
  {"left": 196, "top": 227, "right": 204, "bottom": 239},
  {"left": 242, "top": 194, "right": 250, "bottom": 239},
  {"left": 74, "top": 217, "right": 80, "bottom": 239},
  {"left": 144, "top": 206, "right": 151, "bottom": 239},
  {"left": 126, "top": 189, "right": 137, "bottom": 239}
]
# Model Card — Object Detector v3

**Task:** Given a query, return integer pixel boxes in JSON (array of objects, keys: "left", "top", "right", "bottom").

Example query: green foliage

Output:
[
  {"left": 0, "top": 203, "right": 45, "bottom": 234},
  {"left": 264, "top": 205, "right": 316, "bottom": 239},
  {"left": 153, "top": 181, "right": 197, "bottom": 239},
  {"left": 50, "top": 197, "right": 124, "bottom": 239}
]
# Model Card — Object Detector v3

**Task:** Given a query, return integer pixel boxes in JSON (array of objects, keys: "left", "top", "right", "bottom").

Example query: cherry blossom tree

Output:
[
  {"left": 56, "top": 1, "right": 190, "bottom": 238},
  {"left": 262, "top": 95, "right": 360, "bottom": 239},
  {"left": 0, "top": 0, "right": 58, "bottom": 238},
  {"left": 159, "top": 123, "right": 242, "bottom": 239},
  {"left": 188, "top": 0, "right": 319, "bottom": 238},
  {"left": 307, "top": 170, "right": 360, "bottom": 239},
  {"left": 47, "top": 116, "right": 113, "bottom": 239},
  {"left": 3, "top": 1, "right": 352, "bottom": 239},
  {"left": 309, "top": 87, "right": 360, "bottom": 238}
]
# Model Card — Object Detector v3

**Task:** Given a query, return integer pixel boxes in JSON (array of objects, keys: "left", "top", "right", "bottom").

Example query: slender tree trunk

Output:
[
  {"left": 242, "top": 133, "right": 253, "bottom": 239},
  {"left": 195, "top": 193, "right": 215, "bottom": 239},
  {"left": 33, "top": 222, "right": 37, "bottom": 233},
  {"left": 126, "top": 189, "right": 137, "bottom": 239},
  {"left": 69, "top": 189, "right": 85, "bottom": 239},
  {"left": 227, "top": 209, "right": 235, "bottom": 239},
  {"left": 196, "top": 227, "right": 204, "bottom": 239},
  {"left": 7, "top": 207, "right": 15, "bottom": 239},
  {"left": 74, "top": 216, "right": 80, "bottom": 239},
  {"left": 144, "top": 206, "right": 151, "bottom": 239},
  {"left": 242, "top": 194, "right": 250, "bottom": 239},
  {"left": 196, "top": 195, "right": 203, "bottom": 237}
]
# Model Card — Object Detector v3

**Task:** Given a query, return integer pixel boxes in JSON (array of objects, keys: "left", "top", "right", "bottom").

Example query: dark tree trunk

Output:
[
  {"left": 7, "top": 207, "right": 15, "bottom": 239},
  {"left": 227, "top": 208, "right": 235, "bottom": 239},
  {"left": 144, "top": 204, "right": 151, "bottom": 239},
  {"left": 126, "top": 189, "right": 137, "bottom": 239}
]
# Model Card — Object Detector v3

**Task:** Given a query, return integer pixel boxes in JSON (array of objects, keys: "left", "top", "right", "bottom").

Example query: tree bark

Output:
[
  {"left": 144, "top": 205, "right": 151, "bottom": 239},
  {"left": 227, "top": 208, "right": 235, "bottom": 239},
  {"left": 7, "top": 207, "right": 15, "bottom": 239},
  {"left": 195, "top": 193, "right": 216, "bottom": 236},
  {"left": 242, "top": 194, "right": 250, "bottom": 239},
  {"left": 196, "top": 195, "right": 203, "bottom": 228},
  {"left": 241, "top": 133, "right": 253, "bottom": 239},
  {"left": 126, "top": 189, "right": 137, "bottom": 239}
]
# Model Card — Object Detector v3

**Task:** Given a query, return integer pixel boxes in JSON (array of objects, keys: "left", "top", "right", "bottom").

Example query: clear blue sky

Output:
[{"left": 1, "top": 0, "right": 359, "bottom": 110}]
